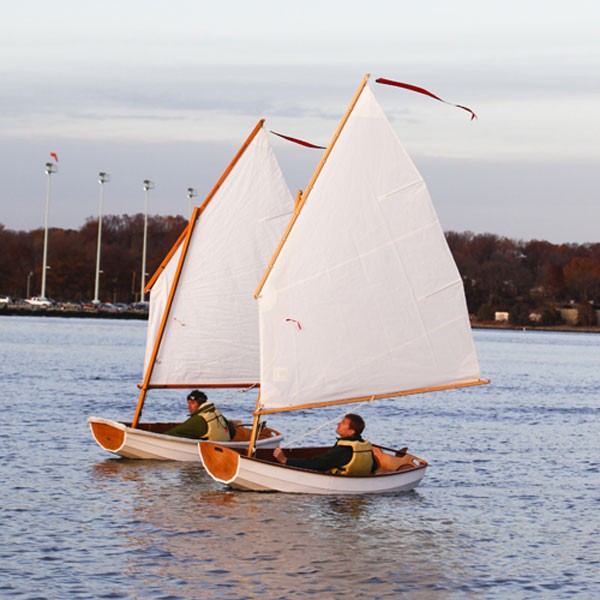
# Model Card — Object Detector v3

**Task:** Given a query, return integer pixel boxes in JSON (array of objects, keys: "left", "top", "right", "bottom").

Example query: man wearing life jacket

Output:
[
  {"left": 164, "top": 390, "right": 236, "bottom": 441},
  {"left": 273, "top": 414, "right": 375, "bottom": 475}
]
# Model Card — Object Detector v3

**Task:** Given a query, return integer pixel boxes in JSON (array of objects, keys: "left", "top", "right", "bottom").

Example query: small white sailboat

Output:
[
  {"left": 89, "top": 121, "right": 293, "bottom": 460},
  {"left": 200, "top": 75, "right": 489, "bottom": 491}
]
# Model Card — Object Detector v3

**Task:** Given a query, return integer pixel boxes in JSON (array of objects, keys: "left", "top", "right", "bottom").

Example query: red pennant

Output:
[
  {"left": 50, "top": 152, "right": 59, "bottom": 162},
  {"left": 270, "top": 131, "right": 326, "bottom": 149},
  {"left": 375, "top": 78, "right": 477, "bottom": 120}
]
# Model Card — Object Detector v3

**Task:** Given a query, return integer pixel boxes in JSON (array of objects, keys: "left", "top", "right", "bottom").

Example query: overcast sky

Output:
[{"left": 1, "top": 0, "right": 599, "bottom": 243}]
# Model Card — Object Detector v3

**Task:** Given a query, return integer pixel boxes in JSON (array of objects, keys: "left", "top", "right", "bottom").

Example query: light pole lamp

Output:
[
  {"left": 93, "top": 172, "right": 110, "bottom": 304},
  {"left": 141, "top": 179, "right": 154, "bottom": 302},
  {"left": 41, "top": 162, "right": 57, "bottom": 299},
  {"left": 187, "top": 187, "right": 197, "bottom": 219}
]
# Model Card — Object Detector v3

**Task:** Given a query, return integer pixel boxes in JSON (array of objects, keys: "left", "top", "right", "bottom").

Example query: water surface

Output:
[{"left": 0, "top": 317, "right": 598, "bottom": 599}]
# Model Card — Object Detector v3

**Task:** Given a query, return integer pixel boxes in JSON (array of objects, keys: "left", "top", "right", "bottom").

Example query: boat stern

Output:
[
  {"left": 87, "top": 416, "right": 126, "bottom": 453},
  {"left": 199, "top": 442, "right": 241, "bottom": 484}
]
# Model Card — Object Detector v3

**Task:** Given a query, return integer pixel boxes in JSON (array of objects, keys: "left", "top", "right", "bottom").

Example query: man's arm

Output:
[
  {"left": 163, "top": 414, "right": 208, "bottom": 439},
  {"left": 283, "top": 445, "right": 352, "bottom": 472}
]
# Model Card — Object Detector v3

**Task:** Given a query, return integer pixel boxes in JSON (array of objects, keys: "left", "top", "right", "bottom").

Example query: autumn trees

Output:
[
  {"left": 0, "top": 214, "right": 187, "bottom": 303},
  {"left": 445, "top": 231, "right": 600, "bottom": 326},
  {"left": 1, "top": 221, "right": 599, "bottom": 324}
]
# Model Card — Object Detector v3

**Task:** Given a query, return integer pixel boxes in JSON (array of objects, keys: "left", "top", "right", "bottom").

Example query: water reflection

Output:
[{"left": 86, "top": 458, "right": 481, "bottom": 598}]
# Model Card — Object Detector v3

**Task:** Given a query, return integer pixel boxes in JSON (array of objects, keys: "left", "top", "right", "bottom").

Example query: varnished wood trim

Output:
[
  {"left": 90, "top": 422, "right": 125, "bottom": 452},
  {"left": 145, "top": 225, "right": 189, "bottom": 293},
  {"left": 255, "top": 75, "right": 370, "bottom": 299},
  {"left": 144, "top": 383, "right": 259, "bottom": 389},
  {"left": 255, "top": 379, "right": 491, "bottom": 415},
  {"left": 199, "top": 443, "right": 240, "bottom": 483}
]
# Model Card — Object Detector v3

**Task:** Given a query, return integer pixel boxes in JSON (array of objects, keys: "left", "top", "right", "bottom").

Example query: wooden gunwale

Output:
[
  {"left": 132, "top": 120, "right": 266, "bottom": 428},
  {"left": 233, "top": 447, "right": 428, "bottom": 478}
]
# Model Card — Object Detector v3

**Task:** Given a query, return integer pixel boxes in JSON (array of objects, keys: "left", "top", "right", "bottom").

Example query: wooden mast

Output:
[
  {"left": 245, "top": 187, "right": 304, "bottom": 457},
  {"left": 144, "top": 225, "right": 189, "bottom": 294},
  {"left": 255, "top": 74, "right": 370, "bottom": 299},
  {"left": 245, "top": 77, "right": 371, "bottom": 450},
  {"left": 131, "top": 119, "right": 266, "bottom": 428}
]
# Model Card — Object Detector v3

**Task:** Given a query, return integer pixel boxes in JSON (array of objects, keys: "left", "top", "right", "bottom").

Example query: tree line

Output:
[
  {"left": 1, "top": 219, "right": 599, "bottom": 324},
  {"left": 0, "top": 214, "right": 187, "bottom": 304},
  {"left": 446, "top": 231, "right": 600, "bottom": 326}
]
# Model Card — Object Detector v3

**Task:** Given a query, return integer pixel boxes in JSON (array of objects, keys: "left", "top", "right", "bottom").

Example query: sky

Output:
[{"left": 1, "top": 0, "right": 599, "bottom": 244}]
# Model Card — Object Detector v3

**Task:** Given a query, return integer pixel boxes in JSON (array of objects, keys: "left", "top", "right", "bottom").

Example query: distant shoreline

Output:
[
  {"left": 0, "top": 305, "right": 148, "bottom": 320},
  {"left": 472, "top": 322, "right": 600, "bottom": 334},
  {"left": 2, "top": 305, "right": 599, "bottom": 333}
]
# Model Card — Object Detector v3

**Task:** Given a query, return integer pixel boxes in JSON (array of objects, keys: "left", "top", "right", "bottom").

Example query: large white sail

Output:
[
  {"left": 258, "top": 84, "right": 481, "bottom": 411},
  {"left": 144, "top": 126, "right": 293, "bottom": 386}
]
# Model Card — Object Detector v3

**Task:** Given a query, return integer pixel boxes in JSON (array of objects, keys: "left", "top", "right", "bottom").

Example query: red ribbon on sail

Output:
[
  {"left": 285, "top": 318, "right": 302, "bottom": 331},
  {"left": 270, "top": 131, "right": 326, "bottom": 149},
  {"left": 375, "top": 78, "right": 477, "bottom": 120}
]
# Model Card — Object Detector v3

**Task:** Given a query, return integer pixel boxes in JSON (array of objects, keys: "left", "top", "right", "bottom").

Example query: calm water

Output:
[{"left": 0, "top": 316, "right": 598, "bottom": 599}]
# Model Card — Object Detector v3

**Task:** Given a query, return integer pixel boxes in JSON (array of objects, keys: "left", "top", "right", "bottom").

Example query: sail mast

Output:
[
  {"left": 132, "top": 119, "right": 266, "bottom": 428},
  {"left": 255, "top": 74, "right": 370, "bottom": 299},
  {"left": 145, "top": 225, "right": 189, "bottom": 294}
]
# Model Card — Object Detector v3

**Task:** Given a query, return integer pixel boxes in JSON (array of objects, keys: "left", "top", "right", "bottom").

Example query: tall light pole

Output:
[
  {"left": 93, "top": 172, "right": 110, "bottom": 304},
  {"left": 41, "top": 162, "right": 57, "bottom": 299},
  {"left": 187, "top": 187, "right": 197, "bottom": 220},
  {"left": 141, "top": 179, "right": 154, "bottom": 302},
  {"left": 26, "top": 271, "right": 34, "bottom": 298}
]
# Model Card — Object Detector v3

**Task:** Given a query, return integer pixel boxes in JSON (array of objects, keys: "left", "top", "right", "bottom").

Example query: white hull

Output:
[
  {"left": 88, "top": 416, "right": 283, "bottom": 461},
  {"left": 199, "top": 443, "right": 427, "bottom": 495}
]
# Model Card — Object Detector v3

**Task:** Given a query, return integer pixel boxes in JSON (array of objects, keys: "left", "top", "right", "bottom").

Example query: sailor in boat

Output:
[
  {"left": 272, "top": 414, "right": 376, "bottom": 475},
  {"left": 164, "top": 390, "right": 237, "bottom": 441}
]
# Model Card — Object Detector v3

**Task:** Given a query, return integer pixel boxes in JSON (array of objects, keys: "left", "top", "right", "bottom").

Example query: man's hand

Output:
[{"left": 273, "top": 447, "right": 287, "bottom": 464}]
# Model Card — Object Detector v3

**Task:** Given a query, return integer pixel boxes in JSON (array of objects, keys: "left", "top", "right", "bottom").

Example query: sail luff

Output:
[
  {"left": 254, "top": 379, "right": 490, "bottom": 416},
  {"left": 197, "top": 119, "right": 266, "bottom": 215},
  {"left": 132, "top": 209, "right": 199, "bottom": 427},
  {"left": 255, "top": 75, "right": 370, "bottom": 299},
  {"left": 145, "top": 224, "right": 189, "bottom": 294}
]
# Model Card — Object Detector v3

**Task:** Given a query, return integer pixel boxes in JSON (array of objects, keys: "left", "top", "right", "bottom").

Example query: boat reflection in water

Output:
[{"left": 88, "top": 459, "right": 473, "bottom": 597}]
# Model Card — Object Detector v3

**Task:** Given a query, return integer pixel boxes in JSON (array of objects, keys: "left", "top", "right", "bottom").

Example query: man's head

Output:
[
  {"left": 186, "top": 390, "right": 207, "bottom": 414},
  {"left": 336, "top": 413, "right": 365, "bottom": 437}
]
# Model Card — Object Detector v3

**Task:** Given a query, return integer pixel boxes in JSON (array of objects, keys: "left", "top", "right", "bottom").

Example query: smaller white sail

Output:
[
  {"left": 258, "top": 84, "right": 481, "bottom": 411},
  {"left": 143, "top": 125, "right": 293, "bottom": 386}
]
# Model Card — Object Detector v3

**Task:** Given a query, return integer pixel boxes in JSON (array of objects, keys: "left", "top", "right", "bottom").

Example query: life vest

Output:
[
  {"left": 330, "top": 439, "right": 374, "bottom": 475},
  {"left": 197, "top": 403, "right": 231, "bottom": 441}
]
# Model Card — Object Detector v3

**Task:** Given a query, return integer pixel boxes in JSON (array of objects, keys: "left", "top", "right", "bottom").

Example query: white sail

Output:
[
  {"left": 144, "top": 126, "right": 293, "bottom": 386},
  {"left": 258, "top": 85, "right": 481, "bottom": 411}
]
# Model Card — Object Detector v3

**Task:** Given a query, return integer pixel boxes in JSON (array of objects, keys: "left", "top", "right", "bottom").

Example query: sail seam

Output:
[
  {"left": 260, "top": 210, "right": 294, "bottom": 223},
  {"left": 417, "top": 278, "right": 463, "bottom": 302},
  {"left": 377, "top": 178, "right": 424, "bottom": 201}
]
